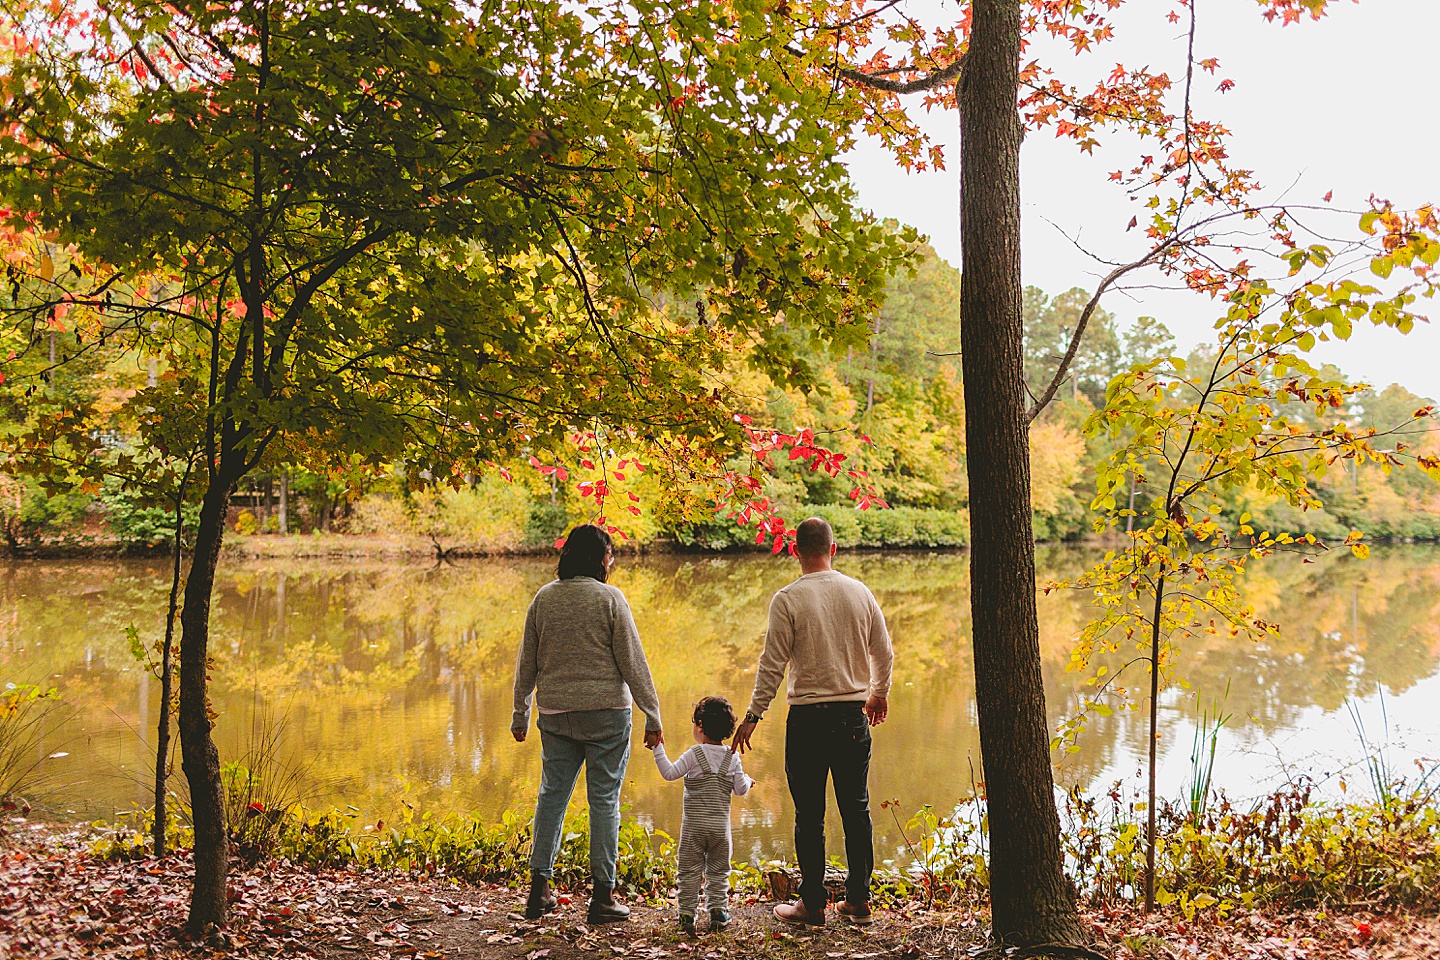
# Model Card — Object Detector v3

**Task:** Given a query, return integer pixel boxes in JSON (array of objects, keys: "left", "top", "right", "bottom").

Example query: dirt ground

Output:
[{"left": 2, "top": 823, "right": 1437, "bottom": 960}]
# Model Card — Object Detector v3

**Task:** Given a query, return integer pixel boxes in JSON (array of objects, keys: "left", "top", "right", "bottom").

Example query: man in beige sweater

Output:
[{"left": 732, "top": 517, "right": 893, "bottom": 927}]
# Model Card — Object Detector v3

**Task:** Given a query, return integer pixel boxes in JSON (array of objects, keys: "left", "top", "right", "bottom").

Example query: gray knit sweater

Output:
[{"left": 511, "top": 577, "right": 663, "bottom": 733}]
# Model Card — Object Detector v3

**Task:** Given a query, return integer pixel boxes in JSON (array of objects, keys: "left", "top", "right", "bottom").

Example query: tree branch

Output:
[
  {"left": 836, "top": 55, "right": 965, "bottom": 94},
  {"left": 1027, "top": 236, "right": 1181, "bottom": 422}
]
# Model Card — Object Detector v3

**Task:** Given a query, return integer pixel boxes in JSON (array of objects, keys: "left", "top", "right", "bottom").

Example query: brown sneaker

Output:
[
  {"left": 837, "top": 900, "right": 873, "bottom": 925},
  {"left": 773, "top": 901, "right": 825, "bottom": 927}
]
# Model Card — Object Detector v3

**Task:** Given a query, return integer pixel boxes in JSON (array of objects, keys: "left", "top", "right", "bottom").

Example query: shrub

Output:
[
  {"left": 525, "top": 499, "right": 571, "bottom": 547},
  {"left": 234, "top": 510, "right": 260, "bottom": 536},
  {"left": 272, "top": 805, "right": 675, "bottom": 897},
  {"left": 100, "top": 481, "right": 200, "bottom": 549}
]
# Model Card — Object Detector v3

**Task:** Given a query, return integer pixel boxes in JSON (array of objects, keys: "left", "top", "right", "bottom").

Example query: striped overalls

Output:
[{"left": 677, "top": 746, "right": 736, "bottom": 916}]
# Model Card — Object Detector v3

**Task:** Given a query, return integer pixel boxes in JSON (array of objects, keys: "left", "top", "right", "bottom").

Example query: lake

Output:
[{"left": 3, "top": 545, "right": 1437, "bottom": 863}]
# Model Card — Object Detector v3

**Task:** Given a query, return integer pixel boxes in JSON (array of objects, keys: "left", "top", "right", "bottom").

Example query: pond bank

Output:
[{"left": 1, "top": 821, "right": 1435, "bottom": 960}]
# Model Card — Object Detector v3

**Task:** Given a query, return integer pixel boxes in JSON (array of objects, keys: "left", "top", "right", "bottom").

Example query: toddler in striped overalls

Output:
[{"left": 653, "top": 696, "right": 754, "bottom": 935}]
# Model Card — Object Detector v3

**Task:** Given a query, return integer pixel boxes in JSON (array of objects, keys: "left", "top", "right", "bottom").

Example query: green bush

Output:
[
  {"left": 525, "top": 499, "right": 572, "bottom": 547},
  {"left": 668, "top": 514, "right": 757, "bottom": 551},
  {"left": 100, "top": 480, "right": 200, "bottom": 549},
  {"left": 278, "top": 805, "right": 674, "bottom": 897},
  {"left": 1033, "top": 492, "right": 1088, "bottom": 542}
]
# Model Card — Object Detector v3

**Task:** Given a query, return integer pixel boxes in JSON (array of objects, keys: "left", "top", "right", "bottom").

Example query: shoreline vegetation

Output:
[
  {"left": 3, "top": 774, "right": 1438, "bottom": 958},
  {"left": 5, "top": 260, "right": 1439, "bottom": 565},
  {"left": 5, "top": 501, "right": 1440, "bottom": 561}
]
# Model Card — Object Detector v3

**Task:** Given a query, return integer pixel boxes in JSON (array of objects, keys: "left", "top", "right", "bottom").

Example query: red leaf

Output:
[
  {"left": 626, "top": 505, "right": 641, "bottom": 516},
  {"left": 555, "top": 467, "right": 568, "bottom": 482},
  {"left": 772, "top": 533, "right": 785, "bottom": 555}
]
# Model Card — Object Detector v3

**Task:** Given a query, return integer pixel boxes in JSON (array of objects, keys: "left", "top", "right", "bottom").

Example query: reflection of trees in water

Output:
[{"left": 1, "top": 546, "right": 1437, "bottom": 847}]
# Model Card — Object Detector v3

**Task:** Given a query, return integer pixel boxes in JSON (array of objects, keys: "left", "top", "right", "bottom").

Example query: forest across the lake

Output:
[{"left": 6, "top": 246, "right": 1440, "bottom": 558}]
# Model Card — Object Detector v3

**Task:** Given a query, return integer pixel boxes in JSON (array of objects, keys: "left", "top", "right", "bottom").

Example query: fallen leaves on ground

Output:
[{"left": 1, "top": 822, "right": 1437, "bottom": 960}]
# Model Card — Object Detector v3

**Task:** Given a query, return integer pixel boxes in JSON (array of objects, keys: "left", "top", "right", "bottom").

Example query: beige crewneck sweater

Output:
[
  {"left": 746, "top": 569, "right": 894, "bottom": 719},
  {"left": 511, "top": 577, "right": 663, "bottom": 732}
]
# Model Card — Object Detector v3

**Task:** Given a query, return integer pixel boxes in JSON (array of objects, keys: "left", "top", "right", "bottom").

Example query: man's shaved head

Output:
[{"left": 794, "top": 517, "right": 835, "bottom": 559}]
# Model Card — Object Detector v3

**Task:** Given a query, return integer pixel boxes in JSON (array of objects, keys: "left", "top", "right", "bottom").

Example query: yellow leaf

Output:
[
  {"left": 427, "top": 60, "right": 442, "bottom": 75},
  {"left": 39, "top": 253, "right": 54, "bottom": 282}
]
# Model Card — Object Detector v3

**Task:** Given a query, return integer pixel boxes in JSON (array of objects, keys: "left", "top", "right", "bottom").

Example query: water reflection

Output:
[{"left": 2, "top": 545, "right": 1436, "bottom": 859}]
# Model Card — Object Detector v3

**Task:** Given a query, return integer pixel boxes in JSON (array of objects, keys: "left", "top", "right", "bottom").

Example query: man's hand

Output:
[
  {"left": 511, "top": 727, "right": 527, "bottom": 743},
  {"left": 643, "top": 728, "right": 664, "bottom": 750},
  {"left": 731, "top": 720, "right": 757, "bottom": 754},
  {"left": 863, "top": 695, "right": 888, "bottom": 727}
]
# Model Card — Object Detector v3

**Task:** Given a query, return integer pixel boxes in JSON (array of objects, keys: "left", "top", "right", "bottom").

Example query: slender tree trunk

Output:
[
  {"left": 153, "top": 470, "right": 190, "bottom": 857},
  {"left": 179, "top": 478, "right": 234, "bottom": 933},
  {"left": 958, "top": 0, "right": 1085, "bottom": 946},
  {"left": 278, "top": 471, "right": 289, "bottom": 534},
  {"left": 1144, "top": 573, "right": 1166, "bottom": 913}
]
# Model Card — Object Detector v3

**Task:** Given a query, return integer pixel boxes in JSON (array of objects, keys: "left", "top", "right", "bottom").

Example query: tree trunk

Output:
[
  {"left": 153, "top": 479, "right": 188, "bottom": 857},
  {"left": 958, "top": 0, "right": 1085, "bottom": 947},
  {"left": 179, "top": 478, "right": 233, "bottom": 933},
  {"left": 278, "top": 471, "right": 289, "bottom": 534},
  {"left": 1144, "top": 573, "right": 1166, "bottom": 913}
]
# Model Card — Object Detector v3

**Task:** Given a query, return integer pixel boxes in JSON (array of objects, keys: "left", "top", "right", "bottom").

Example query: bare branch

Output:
[{"left": 1027, "top": 235, "right": 1182, "bottom": 422}]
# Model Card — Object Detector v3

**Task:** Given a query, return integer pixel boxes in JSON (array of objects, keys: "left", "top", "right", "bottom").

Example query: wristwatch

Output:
[{"left": 744, "top": 711, "right": 762, "bottom": 725}]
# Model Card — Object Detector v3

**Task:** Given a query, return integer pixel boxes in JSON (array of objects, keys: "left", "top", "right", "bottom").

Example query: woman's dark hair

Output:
[
  {"left": 557, "top": 524, "right": 613, "bottom": 582},
  {"left": 693, "top": 696, "right": 737, "bottom": 741}
]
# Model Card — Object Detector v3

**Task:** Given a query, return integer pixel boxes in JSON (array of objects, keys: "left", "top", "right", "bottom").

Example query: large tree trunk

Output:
[
  {"left": 179, "top": 478, "right": 233, "bottom": 933},
  {"left": 958, "top": 0, "right": 1086, "bottom": 947}
]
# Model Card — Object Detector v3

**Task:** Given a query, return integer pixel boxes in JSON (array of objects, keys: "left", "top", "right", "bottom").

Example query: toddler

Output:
[{"left": 653, "top": 696, "right": 754, "bottom": 934}]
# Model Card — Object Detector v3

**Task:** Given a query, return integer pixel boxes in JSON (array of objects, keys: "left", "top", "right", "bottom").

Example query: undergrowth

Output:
[{"left": 87, "top": 779, "right": 1440, "bottom": 913}]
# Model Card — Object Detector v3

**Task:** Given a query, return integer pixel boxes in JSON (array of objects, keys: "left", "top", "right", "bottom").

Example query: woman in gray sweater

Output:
[{"left": 511, "top": 524, "right": 664, "bottom": 924}]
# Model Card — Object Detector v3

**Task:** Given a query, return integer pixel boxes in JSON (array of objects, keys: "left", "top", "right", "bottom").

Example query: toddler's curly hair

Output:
[{"left": 692, "top": 696, "right": 737, "bottom": 742}]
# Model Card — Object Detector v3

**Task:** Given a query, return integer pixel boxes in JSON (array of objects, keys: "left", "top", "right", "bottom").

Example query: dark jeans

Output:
[{"left": 785, "top": 701, "right": 873, "bottom": 910}]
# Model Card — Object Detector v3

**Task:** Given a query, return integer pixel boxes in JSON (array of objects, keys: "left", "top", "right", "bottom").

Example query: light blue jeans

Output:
[{"left": 530, "top": 708, "right": 632, "bottom": 887}]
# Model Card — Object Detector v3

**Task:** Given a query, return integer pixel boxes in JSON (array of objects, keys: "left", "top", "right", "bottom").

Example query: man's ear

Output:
[{"left": 829, "top": 542, "right": 838, "bottom": 558}]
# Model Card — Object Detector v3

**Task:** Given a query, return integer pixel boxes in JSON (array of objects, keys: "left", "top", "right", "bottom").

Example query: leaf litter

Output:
[{"left": 2, "top": 823, "right": 1438, "bottom": 960}]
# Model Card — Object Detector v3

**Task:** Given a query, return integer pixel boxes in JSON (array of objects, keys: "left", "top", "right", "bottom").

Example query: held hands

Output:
[
  {"left": 643, "top": 728, "right": 664, "bottom": 750},
  {"left": 731, "top": 720, "right": 757, "bottom": 754},
  {"left": 511, "top": 727, "right": 527, "bottom": 743},
  {"left": 863, "top": 695, "right": 888, "bottom": 727}
]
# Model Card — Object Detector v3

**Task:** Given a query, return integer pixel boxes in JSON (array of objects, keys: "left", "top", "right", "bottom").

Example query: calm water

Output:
[{"left": 3, "top": 546, "right": 1437, "bottom": 861}]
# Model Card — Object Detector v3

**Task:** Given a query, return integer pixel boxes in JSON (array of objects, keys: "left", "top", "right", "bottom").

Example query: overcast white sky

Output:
[{"left": 844, "top": 0, "right": 1440, "bottom": 400}]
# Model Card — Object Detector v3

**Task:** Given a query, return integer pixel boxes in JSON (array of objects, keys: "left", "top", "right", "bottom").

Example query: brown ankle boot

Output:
[
  {"left": 524, "top": 873, "right": 557, "bottom": 920},
  {"left": 587, "top": 883, "right": 631, "bottom": 924}
]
